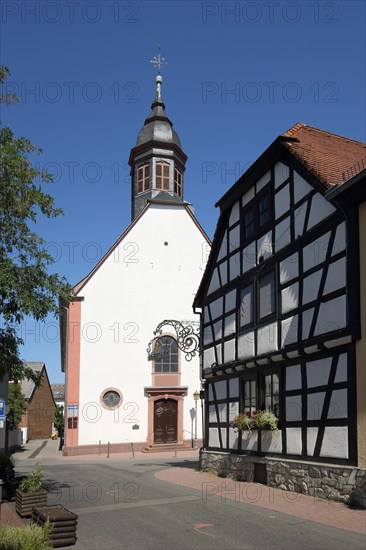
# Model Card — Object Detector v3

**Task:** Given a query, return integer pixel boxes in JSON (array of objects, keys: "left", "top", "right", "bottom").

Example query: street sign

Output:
[
  {"left": 0, "top": 400, "right": 5, "bottom": 421},
  {"left": 68, "top": 405, "right": 78, "bottom": 418}
]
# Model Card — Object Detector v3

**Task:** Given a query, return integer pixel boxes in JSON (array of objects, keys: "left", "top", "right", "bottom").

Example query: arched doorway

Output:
[{"left": 154, "top": 399, "right": 178, "bottom": 443}]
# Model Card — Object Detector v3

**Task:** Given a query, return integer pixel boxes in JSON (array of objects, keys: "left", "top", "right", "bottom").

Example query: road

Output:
[{"left": 15, "top": 456, "right": 366, "bottom": 550}]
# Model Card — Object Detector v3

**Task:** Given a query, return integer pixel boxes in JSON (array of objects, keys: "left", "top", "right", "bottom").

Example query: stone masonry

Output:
[{"left": 200, "top": 450, "right": 366, "bottom": 508}]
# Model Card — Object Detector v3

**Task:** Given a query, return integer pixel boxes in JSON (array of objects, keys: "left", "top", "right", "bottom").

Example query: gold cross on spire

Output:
[{"left": 150, "top": 44, "right": 167, "bottom": 75}]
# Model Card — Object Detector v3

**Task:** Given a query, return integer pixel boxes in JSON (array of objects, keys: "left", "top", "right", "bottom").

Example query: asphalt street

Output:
[{"left": 14, "top": 457, "right": 366, "bottom": 550}]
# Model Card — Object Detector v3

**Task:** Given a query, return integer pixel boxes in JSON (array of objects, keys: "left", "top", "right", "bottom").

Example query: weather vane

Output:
[{"left": 150, "top": 44, "right": 167, "bottom": 75}]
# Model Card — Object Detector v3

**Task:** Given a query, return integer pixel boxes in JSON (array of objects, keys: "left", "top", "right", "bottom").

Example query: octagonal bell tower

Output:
[{"left": 128, "top": 52, "right": 188, "bottom": 220}]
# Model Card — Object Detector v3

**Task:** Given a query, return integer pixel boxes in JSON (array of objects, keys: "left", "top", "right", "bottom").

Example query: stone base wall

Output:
[{"left": 200, "top": 450, "right": 366, "bottom": 508}]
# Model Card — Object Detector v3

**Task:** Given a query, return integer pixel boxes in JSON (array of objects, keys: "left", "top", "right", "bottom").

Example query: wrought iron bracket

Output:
[{"left": 147, "top": 319, "right": 200, "bottom": 362}]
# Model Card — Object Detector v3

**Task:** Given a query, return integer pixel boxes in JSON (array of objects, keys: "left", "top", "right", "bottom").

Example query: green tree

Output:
[
  {"left": 54, "top": 405, "right": 64, "bottom": 436},
  {"left": 0, "top": 66, "right": 73, "bottom": 381},
  {"left": 7, "top": 383, "right": 27, "bottom": 430}
]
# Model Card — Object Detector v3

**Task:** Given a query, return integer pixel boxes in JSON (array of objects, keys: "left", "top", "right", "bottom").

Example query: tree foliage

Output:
[
  {"left": 7, "top": 383, "right": 27, "bottom": 430},
  {"left": 0, "top": 66, "right": 73, "bottom": 381},
  {"left": 54, "top": 405, "right": 64, "bottom": 435}
]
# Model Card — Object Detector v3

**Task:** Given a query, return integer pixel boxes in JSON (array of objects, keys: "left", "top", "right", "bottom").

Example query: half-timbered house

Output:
[{"left": 194, "top": 123, "right": 366, "bottom": 506}]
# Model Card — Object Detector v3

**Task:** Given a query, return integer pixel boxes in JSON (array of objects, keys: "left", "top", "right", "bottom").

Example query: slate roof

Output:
[
  {"left": 51, "top": 383, "right": 65, "bottom": 400},
  {"left": 282, "top": 123, "right": 366, "bottom": 187},
  {"left": 148, "top": 191, "right": 186, "bottom": 204},
  {"left": 21, "top": 362, "right": 45, "bottom": 399}
]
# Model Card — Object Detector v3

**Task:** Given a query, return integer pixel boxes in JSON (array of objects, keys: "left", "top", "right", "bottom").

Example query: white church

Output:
[{"left": 61, "top": 60, "right": 210, "bottom": 455}]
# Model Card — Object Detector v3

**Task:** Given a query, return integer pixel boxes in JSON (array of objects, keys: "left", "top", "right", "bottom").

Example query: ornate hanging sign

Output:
[{"left": 147, "top": 320, "right": 200, "bottom": 362}]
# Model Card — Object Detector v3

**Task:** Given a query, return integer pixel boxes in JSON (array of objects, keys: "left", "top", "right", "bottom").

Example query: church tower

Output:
[{"left": 128, "top": 52, "right": 188, "bottom": 220}]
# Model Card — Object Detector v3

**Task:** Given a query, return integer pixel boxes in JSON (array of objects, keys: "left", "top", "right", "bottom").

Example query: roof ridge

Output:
[
  {"left": 282, "top": 122, "right": 305, "bottom": 137},
  {"left": 283, "top": 122, "right": 366, "bottom": 146}
]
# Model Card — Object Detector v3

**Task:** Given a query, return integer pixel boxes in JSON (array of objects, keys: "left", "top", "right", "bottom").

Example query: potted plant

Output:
[
  {"left": 230, "top": 411, "right": 279, "bottom": 433},
  {"left": 230, "top": 413, "right": 255, "bottom": 432},
  {"left": 253, "top": 410, "right": 279, "bottom": 433},
  {"left": 15, "top": 463, "right": 48, "bottom": 517}
]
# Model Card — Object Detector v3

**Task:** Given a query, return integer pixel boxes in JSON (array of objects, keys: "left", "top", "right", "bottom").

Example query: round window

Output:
[{"left": 102, "top": 390, "right": 121, "bottom": 409}]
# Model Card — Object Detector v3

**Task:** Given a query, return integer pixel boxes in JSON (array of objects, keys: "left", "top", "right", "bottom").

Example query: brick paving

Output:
[{"left": 154, "top": 467, "right": 366, "bottom": 536}]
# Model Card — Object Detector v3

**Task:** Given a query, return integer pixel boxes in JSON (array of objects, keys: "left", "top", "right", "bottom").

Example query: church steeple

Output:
[{"left": 128, "top": 50, "right": 188, "bottom": 220}]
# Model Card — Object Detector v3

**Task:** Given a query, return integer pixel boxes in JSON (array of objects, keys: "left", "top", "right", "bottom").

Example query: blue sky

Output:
[{"left": 1, "top": 0, "right": 365, "bottom": 382}]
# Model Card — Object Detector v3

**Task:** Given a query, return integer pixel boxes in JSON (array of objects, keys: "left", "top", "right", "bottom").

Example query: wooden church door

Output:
[{"left": 154, "top": 399, "right": 178, "bottom": 443}]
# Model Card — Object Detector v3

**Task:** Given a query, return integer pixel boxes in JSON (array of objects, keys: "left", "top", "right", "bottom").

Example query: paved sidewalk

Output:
[
  {"left": 155, "top": 467, "right": 366, "bottom": 537},
  {"left": 12, "top": 439, "right": 200, "bottom": 464}
]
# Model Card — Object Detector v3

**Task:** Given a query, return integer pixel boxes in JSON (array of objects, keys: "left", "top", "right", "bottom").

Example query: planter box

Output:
[
  {"left": 32, "top": 505, "right": 78, "bottom": 548},
  {"left": 261, "top": 430, "right": 282, "bottom": 453},
  {"left": 241, "top": 431, "right": 258, "bottom": 451},
  {"left": 15, "top": 487, "right": 48, "bottom": 517}
]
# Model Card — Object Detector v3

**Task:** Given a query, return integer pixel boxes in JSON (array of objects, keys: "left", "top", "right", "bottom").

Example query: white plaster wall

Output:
[
  {"left": 238, "top": 331, "right": 255, "bottom": 359},
  {"left": 274, "top": 162, "right": 289, "bottom": 188},
  {"left": 275, "top": 184, "right": 290, "bottom": 219},
  {"left": 242, "top": 187, "right": 254, "bottom": 207},
  {"left": 210, "top": 297, "right": 223, "bottom": 320},
  {"left": 217, "top": 232, "right": 228, "bottom": 261},
  {"left": 307, "top": 193, "right": 336, "bottom": 230},
  {"left": 286, "top": 427, "right": 302, "bottom": 455},
  {"left": 303, "top": 232, "right": 331, "bottom": 272},
  {"left": 224, "top": 339, "right": 236, "bottom": 362},
  {"left": 229, "top": 201, "right": 240, "bottom": 226},
  {"left": 257, "top": 322, "right": 278, "bottom": 355},
  {"left": 208, "top": 268, "right": 220, "bottom": 294},
  {"left": 294, "top": 202, "right": 307, "bottom": 237},
  {"left": 306, "top": 357, "right": 332, "bottom": 387},
  {"left": 286, "top": 395, "right": 302, "bottom": 421},
  {"left": 229, "top": 225, "right": 240, "bottom": 251},
  {"left": 219, "top": 263, "right": 227, "bottom": 285},
  {"left": 229, "top": 253, "right": 240, "bottom": 280},
  {"left": 281, "top": 315, "right": 298, "bottom": 347},
  {"left": 76, "top": 204, "right": 208, "bottom": 445},
  {"left": 315, "top": 295, "right": 347, "bottom": 335},
  {"left": 281, "top": 283, "right": 299, "bottom": 314},
  {"left": 280, "top": 253, "right": 298, "bottom": 284},
  {"left": 320, "top": 426, "right": 348, "bottom": 459},
  {"left": 275, "top": 217, "right": 291, "bottom": 251},
  {"left": 333, "top": 222, "right": 346, "bottom": 255},
  {"left": 203, "top": 347, "right": 215, "bottom": 369},
  {"left": 293, "top": 172, "right": 312, "bottom": 203},
  {"left": 243, "top": 242, "right": 256, "bottom": 273},
  {"left": 286, "top": 364, "right": 301, "bottom": 390},
  {"left": 256, "top": 170, "right": 271, "bottom": 192}
]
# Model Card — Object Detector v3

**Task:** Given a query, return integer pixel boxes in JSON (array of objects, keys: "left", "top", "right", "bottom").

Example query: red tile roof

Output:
[{"left": 281, "top": 123, "right": 366, "bottom": 187}]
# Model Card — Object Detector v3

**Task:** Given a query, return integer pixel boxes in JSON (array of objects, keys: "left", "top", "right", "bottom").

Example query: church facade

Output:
[
  {"left": 61, "top": 72, "right": 210, "bottom": 455},
  {"left": 194, "top": 124, "right": 366, "bottom": 506}
]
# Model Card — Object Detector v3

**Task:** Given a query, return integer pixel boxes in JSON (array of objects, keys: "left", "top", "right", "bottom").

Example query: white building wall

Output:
[{"left": 76, "top": 204, "right": 208, "bottom": 446}]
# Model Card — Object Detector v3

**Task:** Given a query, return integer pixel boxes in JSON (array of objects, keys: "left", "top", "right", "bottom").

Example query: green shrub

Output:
[
  {"left": 0, "top": 520, "right": 52, "bottom": 550},
  {"left": 0, "top": 453, "right": 14, "bottom": 473}
]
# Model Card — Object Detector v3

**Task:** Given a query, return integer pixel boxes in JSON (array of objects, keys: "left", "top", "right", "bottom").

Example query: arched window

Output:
[
  {"left": 137, "top": 164, "right": 150, "bottom": 194},
  {"left": 156, "top": 162, "right": 170, "bottom": 190},
  {"left": 154, "top": 336, "right": 178, "bottom": 372}
]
